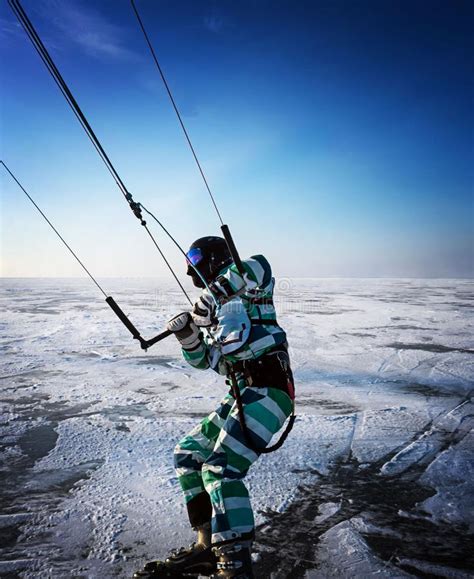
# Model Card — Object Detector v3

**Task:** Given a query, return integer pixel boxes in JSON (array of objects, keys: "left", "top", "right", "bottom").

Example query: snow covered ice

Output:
[{"left": 1, "top": 277, "right": 473, "bottom": 578}]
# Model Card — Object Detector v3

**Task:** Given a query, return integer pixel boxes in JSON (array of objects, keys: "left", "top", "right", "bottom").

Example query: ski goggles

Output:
[{"left": 186, "top": 247, "right": 203, "bottom": 266}]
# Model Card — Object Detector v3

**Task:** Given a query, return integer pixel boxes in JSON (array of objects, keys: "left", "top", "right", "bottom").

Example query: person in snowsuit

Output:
[{"left": 136, "top": 236, "right": 294, "bottom": 579}]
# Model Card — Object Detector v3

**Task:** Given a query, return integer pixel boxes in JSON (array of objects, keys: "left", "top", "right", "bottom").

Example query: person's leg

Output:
[
  {"left": 174, "top": 393, "right": 234, "bottom": 529},
  {"left": 202, "top": 385, "right": 293, "bottom": 544},
  {"left": 133, "top": 394, "right": 237, "bottom": 577}
]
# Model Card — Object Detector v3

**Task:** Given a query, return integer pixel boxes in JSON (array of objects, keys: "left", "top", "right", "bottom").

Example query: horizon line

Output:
[{"left": 1, "top": 275, "right": 473, "bottom": 281}]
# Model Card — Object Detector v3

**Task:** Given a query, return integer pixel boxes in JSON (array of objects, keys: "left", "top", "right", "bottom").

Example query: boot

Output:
[
  {"left": 211, "top": 540, "right": 254, "bottom": 578},
  {"left": 133, "top": 523, "right": 217, "bottom": 578}
]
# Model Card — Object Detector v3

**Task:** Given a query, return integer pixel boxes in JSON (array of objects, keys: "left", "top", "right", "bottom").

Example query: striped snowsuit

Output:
[{"left": 174, "top": 255, "right": 293, "bottom": 545}]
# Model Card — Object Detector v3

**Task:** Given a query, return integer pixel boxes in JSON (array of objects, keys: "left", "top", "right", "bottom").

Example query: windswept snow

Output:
[{"left": 1, "top": 277, "right": 473, "bottom": 578}]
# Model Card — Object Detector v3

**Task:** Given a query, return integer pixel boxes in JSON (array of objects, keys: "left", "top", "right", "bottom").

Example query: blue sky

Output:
[{"left": 1, "top": 0, "right": 473, "bottom": 279}]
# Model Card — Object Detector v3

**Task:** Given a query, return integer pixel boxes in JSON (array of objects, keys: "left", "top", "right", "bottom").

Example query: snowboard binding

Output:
[
  {"left": 133, "top": 542, "right": 217, "bottom": 578},
  {"left": 132, "top": 560, "right": 201, "bottom": 578}
]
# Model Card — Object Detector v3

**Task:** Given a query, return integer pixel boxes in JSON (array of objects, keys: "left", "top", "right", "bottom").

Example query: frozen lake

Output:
[{"left": 1, "top": 278, "right": 473, "bottom": 578}]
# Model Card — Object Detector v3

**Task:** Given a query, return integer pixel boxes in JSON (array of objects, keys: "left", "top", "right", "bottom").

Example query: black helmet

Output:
[{"left": 186, "top": 236, "right": 233, "bottom": 288}]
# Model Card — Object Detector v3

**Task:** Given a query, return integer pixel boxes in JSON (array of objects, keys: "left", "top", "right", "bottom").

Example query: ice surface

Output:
[{"left": 1, "top": 277, "right": 473, "bottom": 578}]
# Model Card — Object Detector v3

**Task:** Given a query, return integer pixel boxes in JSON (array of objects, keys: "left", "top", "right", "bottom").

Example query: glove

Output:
[
  {"left": 192, "top": 293, "right": 217, "bottom": 327},
  {"left": 166, "top": 312, "right": 201, "bottom": 350},
  {"left": 209, "top": 275, "right": 234, "bottom": 299}
]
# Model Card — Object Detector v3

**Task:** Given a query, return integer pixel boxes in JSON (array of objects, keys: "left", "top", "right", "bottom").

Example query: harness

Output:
[{"left": 227, "top": 346, "right": 296, "bottom": 455}]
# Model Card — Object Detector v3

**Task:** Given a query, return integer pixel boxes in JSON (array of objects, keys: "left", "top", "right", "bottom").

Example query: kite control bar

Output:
[
  {"left": 221, "top": 224, "right": 245, "bottom": 279},
  {"left": 106, "top": 296, "right": 172, "bottom": 350}
]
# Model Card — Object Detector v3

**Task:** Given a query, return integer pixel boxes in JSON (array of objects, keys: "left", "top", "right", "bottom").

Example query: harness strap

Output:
[{"left": 229, "top": 370, "right": 295, "bottom": 454}]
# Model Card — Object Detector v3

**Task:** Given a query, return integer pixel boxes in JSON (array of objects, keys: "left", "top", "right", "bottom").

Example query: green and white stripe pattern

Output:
[
  {"left": 174, "top": 377, "right": 293, "bottom": 544},
  {"left": 175, "top": 254, "right": 292, "bottom": 544},
  {"left": 183, "top": 255, "right": 287, "bottom": 373}
]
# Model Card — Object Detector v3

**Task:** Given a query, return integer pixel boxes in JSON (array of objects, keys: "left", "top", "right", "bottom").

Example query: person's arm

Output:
[
  {"left": 210, "top": 255, "right": 273, "bottom": 298},
  {"left": 181, "top": 341, "right": 210, "bottom": 370},
  {"left": 212, "top": 297, "right": 252, "bottom": 357},
  {"left": 167, "top": 312, "right": 210, "bottom": 370},
  {"left": 190, "top": 291, "right": 252, "bottom": 360}
]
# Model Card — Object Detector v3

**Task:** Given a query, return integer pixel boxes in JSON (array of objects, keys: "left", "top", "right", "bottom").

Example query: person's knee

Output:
[
  {"left": 173, "top": 437, "right": 190, "bottom": 469},
  {"left": 201, "top": 460, "right": 222, "bottom": 493}
]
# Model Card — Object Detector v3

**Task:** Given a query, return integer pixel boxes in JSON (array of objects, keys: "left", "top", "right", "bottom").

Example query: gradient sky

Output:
[{"left": 1, "top": 0, "right": 473, "bottom": 280}]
